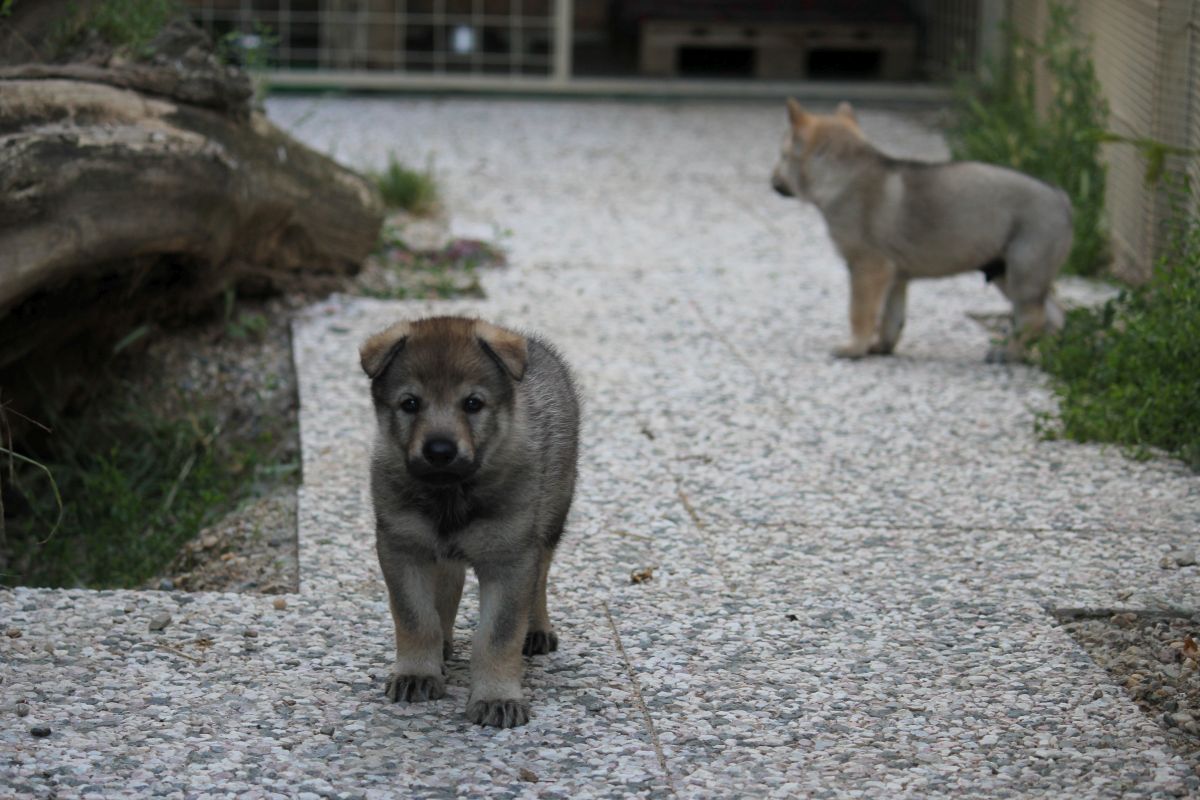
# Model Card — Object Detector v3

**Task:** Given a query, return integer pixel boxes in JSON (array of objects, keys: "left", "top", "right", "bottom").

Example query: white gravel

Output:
[{"left": 2, "top": 98, "right": 1198, "bottom": 798}]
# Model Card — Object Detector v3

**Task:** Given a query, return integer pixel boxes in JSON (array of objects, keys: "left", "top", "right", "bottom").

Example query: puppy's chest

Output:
[{"left": 415, "top": 487, "right": 477, "bottom": 539}]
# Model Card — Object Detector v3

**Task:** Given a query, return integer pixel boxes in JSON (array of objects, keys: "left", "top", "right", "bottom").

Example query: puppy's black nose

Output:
[{"left": 423, "top": 438, "right": 458, "bottom": 466}]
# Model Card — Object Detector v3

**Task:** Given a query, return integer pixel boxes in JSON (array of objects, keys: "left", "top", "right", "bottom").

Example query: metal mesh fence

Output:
[
  {"left": 185, "top": 0, "right": 560, "bottom": 77},
  {"left": 1012, "top": 0, "right": 1200, "bottom": 281}
]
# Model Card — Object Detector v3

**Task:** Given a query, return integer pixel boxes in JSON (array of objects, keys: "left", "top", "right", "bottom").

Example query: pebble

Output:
[
  {"left": 30, "top": 726, "right": 51, "bottom": 738},
  {"left": 273, "top": 598, "right": 288, "bottom": 611},
  {"left": 15, "top": 703, "right": 30, "bottom": 717},
  {"left": 148, "top": 612, "right": 172, "bottom": 632},
  {"left": 518, "top": 768, "right": 539, "bottom": 783},
  {"left": 319, "top": 725, "right": 335, "bottom": 736},
  {"left": 6, "top": 627, "right": 22, "bottom": 638}
]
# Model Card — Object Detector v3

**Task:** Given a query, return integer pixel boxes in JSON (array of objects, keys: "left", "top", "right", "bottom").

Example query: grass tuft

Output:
[
  {"left": 55, "top": 0, "right": 182, "bottom": 58},
  {"left": 373, "top": 156, "right": 438, "bottom": 215},
  {"left": 1, "top": 381, "right": 286, "bottom": 589}
]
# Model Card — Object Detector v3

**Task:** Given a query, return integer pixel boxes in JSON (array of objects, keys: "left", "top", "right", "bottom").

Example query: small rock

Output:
[
  {"left": 148, "top": 612, "right": 172, "bottom": 632},
  {"left": 1163, "top": 712, "right": 1178, "bottom": 728},
  {"left": 518, "top": 768, "right": 539, "bottom": 783},
  {"left": 1176, "top": 551, "right": 1197, "bottom": 567},
  {"left": 1164, "top": 699, "right": 1179, "bottom": 712},
  {"left": 273, "top": 598, "right": 287, "bottom": 611},
  {"left": 158, "top": 578, "right": 174, "bottom": 591},
  {"left": 630, "top": 566, "right": 655, "bottom": 584},
  {"left": 6, "top": 628, "right": 21, "bottom": 638},
  {"left": 30, "top": 726, "right": 51, "bottom": 738},
  {"left": 15, "top": 703, "right": 30, "bottom": 717},
  {"left": 1158, "top": 647, "right": 1180, "bottom": 664},
  {"left": 319, "top": 725, "right": 335, "bottom": 736},
  {"left": 1160, "top": 556, "right": 1179, "bottom": 570},
  {"left": 243, "top": 629, "right": 258, "bottom": 638},
  {"left": 1092, "top": 689, "right": 1103, "bottom": 701}
]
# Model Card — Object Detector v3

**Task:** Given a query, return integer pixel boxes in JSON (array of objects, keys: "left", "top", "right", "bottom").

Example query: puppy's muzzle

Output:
[
  {"left": 423, "top": 437, "right": 457, "bottom": 466},
  {"left": 409, "top": 437, "right": 476, "bottom": 485},
  {"left": 771, "top": 177, "right": 794, "bottom": 198}
]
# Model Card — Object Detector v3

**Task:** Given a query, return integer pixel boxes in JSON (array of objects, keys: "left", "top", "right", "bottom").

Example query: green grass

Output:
[
  {"left": 1037, "top": 217, "right": 1200, "bottom": 469},
  {"left": 373, "top": 156, "right": 439, "bottom": 215},
  {"left": 1, "top": 383, "right": 286, "bottom": 589},
  {"left": 949, "top": 1, "right": 1110, "bottom": 276},
  {"left": 54, "top": 0, "right": 182, "bottom": 58}
]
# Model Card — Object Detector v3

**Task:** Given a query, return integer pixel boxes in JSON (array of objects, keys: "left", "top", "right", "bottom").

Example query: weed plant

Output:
[
  {"left": 949, "top": 1, "right": 1109, "bottom": 276},
  {"left": 374, "top": 156, "right": 439, "bottom": 215},
  {"left": 1037, "top": 215, "right": 1200, "bottom": 469}
]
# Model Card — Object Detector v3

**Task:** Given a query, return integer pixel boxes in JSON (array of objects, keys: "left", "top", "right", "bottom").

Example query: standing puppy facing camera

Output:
[{"left": 360, "top": 316, "right": 580, "bottom": 728}]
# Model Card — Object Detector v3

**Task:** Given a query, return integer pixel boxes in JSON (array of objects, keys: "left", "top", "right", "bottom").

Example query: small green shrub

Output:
[
  {"left": 56, "top": 0, "right": 181, "bottom": 58},
  {"left": 949, "top": 1, "right": 1109, "bottom": 276},
  {"left": 1037, "top": 217, "right": 1200, "bottom": 469},
  {"left": 374, "top": 156, "right": 438, "bottom": 215}
]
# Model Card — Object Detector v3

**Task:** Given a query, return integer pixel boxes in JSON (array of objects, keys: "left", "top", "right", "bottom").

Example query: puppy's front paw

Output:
[
  {"left": 466, "top": 698, "right": 530, "bottom": 728},
  {"left": 522, "top": 630, "right": 558, "bottom": 656},
  {"left": 833, "top": 342, "right": 870, "bottom": 359},
  {"left": 385, "top": 673, "right": 446, "bottom": 703}
]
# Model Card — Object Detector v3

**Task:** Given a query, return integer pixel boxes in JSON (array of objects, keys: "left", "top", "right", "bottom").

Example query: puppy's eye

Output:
[
  {"left": 399, "top": 396, "right": 420, "bottom": 414},
  {"left": 462, "top": 396, "right": 484, "bottom": 414}
]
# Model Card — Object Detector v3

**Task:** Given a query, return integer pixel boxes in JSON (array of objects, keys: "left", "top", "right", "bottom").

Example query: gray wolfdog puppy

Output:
[
  {"left": 359, "top": 316, "right": 580, "bottom": 728},
  {"left": 771, "top": 99, "right": 1073, "bottom": 361}
]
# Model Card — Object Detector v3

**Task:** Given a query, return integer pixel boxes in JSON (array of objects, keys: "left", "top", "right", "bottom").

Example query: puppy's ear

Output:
[
  {"left": 835, "top": 101, "right": 858, "bottom": 124},
  {"left": 475, "top": 320, "right": 527, "bottom": 382},
  {"left": 786, "top": 98, "right": 810, "bottom": 132},
  {"left": 360, "top": 321, "right": 411, "bottom": 379}
]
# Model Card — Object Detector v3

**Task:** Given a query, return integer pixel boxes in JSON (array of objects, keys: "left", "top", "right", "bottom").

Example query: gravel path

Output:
[{"left": 3, "top": 98, "right": 1199, "bottom": 798}]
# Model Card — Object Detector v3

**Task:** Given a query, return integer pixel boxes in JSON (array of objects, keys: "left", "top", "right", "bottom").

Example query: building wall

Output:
[{"left": 1011, "top": 0, "right": 1199, "bottom": 282}]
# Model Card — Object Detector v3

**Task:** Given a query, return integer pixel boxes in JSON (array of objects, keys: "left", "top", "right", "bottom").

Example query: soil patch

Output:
[{"left": 1059, "top": 608, "right": 1200, "bottom": 781}]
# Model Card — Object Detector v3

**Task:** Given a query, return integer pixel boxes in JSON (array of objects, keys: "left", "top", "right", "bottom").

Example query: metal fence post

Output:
[{"left": 553, "top": 0, "right": 574, "bottom": 86}]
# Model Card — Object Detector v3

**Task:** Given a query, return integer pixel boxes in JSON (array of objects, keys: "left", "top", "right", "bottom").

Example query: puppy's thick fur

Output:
[
  {"left": 771, "top": 100, "right": 1073, "bottom": 361},
  {"left": 361, "top": 316, "right": 579, "bottom": 728}
]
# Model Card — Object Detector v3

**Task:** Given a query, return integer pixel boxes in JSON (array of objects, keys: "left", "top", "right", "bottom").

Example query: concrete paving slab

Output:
[{"left": 2, "top": 97, "right": 1197, "bottom": 799}]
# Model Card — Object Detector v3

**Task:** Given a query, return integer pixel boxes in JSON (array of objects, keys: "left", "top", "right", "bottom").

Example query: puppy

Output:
[
  {"left": 771, "top": 99, "right": 1072, "bottom": 361},
  {"left": 360, "top": 316, "right": 579, "bottom": 728}
]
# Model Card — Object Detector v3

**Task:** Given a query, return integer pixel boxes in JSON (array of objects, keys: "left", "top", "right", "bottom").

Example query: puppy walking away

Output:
[
  {"left": 771, "top": 99, "right": 1073, "bottom": 361},
  {"left": 360, "top": 316, "right": 580, "bottom": 728}
]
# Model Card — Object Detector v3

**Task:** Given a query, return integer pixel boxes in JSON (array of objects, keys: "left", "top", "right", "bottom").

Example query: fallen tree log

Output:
[
  {"left": 0, "top": 77, "right": 384, "bottom": 369},
  {"left": 0, "top": 11, "right": 384, "bottom": 377}
]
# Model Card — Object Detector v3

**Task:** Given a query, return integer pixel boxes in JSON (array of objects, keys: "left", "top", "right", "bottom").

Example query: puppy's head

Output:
[
  {"left": 361, "top": 316, "right": 527, "bottom": 486},
  {"left": 771, "top": 99, "right": 866, "bottom": 201}
]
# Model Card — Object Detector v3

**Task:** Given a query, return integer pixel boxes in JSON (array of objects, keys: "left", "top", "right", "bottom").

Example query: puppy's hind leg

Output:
[
  {"left": 435, "top": 561, "right": 466, "bottom": 661},
  {"left": 524, "top": 547, "right": 558, "bottom": 656},
  {"left": 835, "top": 254, "right": 893, "bottom": 359},
  {"left": 870, "top": 277, "right": 908, "bottom": 355}
]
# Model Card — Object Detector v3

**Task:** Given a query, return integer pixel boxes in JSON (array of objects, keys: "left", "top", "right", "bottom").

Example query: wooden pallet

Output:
[{"left": 639, "top": 19, "right": 917, "bottom": 80}]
